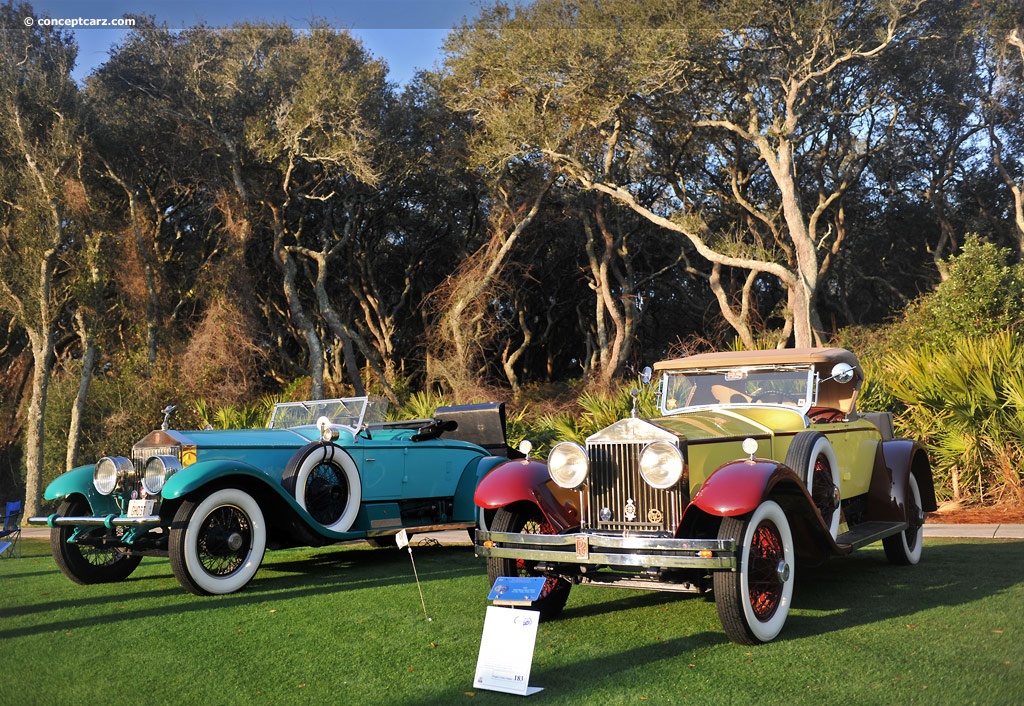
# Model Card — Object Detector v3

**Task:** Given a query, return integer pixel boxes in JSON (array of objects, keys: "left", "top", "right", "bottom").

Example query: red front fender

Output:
[
  {"left": 691, "top": 459, "right": 804, "bottom": 517},
  {"left": 474, "top": 458, "right": 580, "bottom": 533}
]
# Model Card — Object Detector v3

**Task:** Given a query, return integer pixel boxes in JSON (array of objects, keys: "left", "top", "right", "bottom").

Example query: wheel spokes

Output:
[
  {"left": 305, "top": 464, "right": 346, "bottom": 524},
  {"left": 811, "top": 457, "right": 837, "bottom": 520},
  {"left": 197, "top": 506, "right": 250, "bottom": 575},
  {"left": 516, "top": 517, "right": 560, "bottom": 599},
  {"left": 747, "top": 522, "right": 785, "bottom": 620}
]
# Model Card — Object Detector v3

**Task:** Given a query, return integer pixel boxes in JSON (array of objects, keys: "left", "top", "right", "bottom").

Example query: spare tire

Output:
[{"left": 283, "top": 443, "right": 362, "bottom": 532}]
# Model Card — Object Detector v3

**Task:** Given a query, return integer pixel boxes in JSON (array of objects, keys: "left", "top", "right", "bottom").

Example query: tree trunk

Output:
[
  {"left": 22, "top": 331, "right": 54, "bottom": 518},
  {"left": 65, "top": 310, "right": 96, "bottom": 471},
  {"left": 271, "top": 213, "right": 325, "bottom": 400},
  {"left": 582, "top": 202, "right": 636, "bottom": 389}
]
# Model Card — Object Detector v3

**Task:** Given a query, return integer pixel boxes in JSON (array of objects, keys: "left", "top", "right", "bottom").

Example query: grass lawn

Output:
[{"left": 1, "top": 536, "right": 1021, "bottom": 706}]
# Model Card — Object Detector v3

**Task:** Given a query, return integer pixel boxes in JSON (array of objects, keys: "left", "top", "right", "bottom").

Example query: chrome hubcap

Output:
[{"left": 776, "top": 560, "right": 791, "bottom": 583}]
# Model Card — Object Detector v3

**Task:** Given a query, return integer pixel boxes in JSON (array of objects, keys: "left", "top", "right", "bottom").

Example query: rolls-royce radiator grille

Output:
[
  {"left": 585, "top": 441, "right": 686, "bottom": 534},
  {"left": 131, "top": 446, "right": 180, "bottom": 475}
]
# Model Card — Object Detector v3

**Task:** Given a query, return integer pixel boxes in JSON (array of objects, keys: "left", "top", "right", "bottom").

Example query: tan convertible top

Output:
[
  {"left": 654, "top": 347, "right": 864, "bottom": 415},
  {"left": 653, "top": 347, "right": 861, "bottom": 372}
]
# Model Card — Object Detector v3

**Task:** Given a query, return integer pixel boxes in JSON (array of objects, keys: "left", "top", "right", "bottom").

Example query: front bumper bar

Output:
[
  {"left": 475, "top": 530, "right": 737, "bottom": 571},
  {"left": 29, "top": 514, "right": 161, "bottom": 528}
]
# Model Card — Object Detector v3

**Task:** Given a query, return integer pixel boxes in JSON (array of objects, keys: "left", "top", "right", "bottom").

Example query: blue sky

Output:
[{"left": 26, "top": 0, "right": 490, "bottom": 85}]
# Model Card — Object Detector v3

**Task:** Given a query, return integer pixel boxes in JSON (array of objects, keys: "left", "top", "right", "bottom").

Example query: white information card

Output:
[{"left": 473, "top": 606, "right": 543, "bottom": 696}]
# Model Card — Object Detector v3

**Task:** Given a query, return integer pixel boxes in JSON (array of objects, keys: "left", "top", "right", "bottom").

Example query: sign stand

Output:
[
  {"left": 473, "top": 577, "right": 546, "bottom": 696},
  {"left": 396, "top": 529, "right": 431, "bottom": 622}
]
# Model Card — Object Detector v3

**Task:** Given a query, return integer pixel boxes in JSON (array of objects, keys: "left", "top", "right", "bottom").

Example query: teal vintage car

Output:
[
  {"left": 31, "top": 398, "right": 518, "bottom": 595},
  {"left": 475, "top": 348, "right": 936, "bottom": 644}
]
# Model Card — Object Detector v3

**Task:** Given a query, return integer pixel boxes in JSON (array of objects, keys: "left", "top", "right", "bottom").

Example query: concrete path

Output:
[{"left": 922, "top": 523, "right": 1024, "bottom": 539}]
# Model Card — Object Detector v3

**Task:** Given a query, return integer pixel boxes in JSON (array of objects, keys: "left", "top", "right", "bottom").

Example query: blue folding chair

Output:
[{"left": 0, "top": 501, "right": 22, "bottom": 559}]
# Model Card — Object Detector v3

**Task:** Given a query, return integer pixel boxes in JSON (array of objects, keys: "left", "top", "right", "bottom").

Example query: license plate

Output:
[
  {"left": 127, "top": 499, "right": 155, "bottom": 518},
  {"left": 575, "top": 535, "right": 589, "bottom": 560}
]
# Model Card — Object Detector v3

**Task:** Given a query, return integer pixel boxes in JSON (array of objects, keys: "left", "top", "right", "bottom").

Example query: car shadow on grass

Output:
[
  {"left": 558, "top": 588, "right": 687, "bottom": 620},
  {"left": 0, "top": 540, "right": 483, "bottom": 639},
  {"left": 7, "top": 539, "right": 1021, "bottom": 645},
  {"left": 780, "top": 540, "right": 1024, "bottom": 641}
]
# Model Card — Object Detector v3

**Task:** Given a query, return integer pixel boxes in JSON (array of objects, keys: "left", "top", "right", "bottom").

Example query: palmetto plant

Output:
[
  {"left": 878, "top": 330, "right": 1024, "bottom": 504},
  {"left": 522, "top": 378, "right": 660, "bottom": 457},
  {"left": 192, "top": 397, "right": 278, "bottom": 430},
  {"left": 394, "top": 391, "right": 451, "bottom": 421}
]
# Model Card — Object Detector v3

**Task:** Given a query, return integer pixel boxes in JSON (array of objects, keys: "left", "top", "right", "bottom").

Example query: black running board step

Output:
[{"left": 836, "top": 521, "right": 908, "bottom": 551}]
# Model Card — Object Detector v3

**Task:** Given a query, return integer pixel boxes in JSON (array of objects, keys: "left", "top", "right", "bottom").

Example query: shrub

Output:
[
  {"left": 894, "top": 234, "right": 1024, "bottom": 348},
  {"left": 873, "top": 330, "right": 1024, "bottom": 505}
]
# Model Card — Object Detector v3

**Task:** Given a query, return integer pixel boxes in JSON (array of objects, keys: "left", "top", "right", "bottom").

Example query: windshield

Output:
[
  {"left": 267, "top": 397, "right": 388, "bottom": 430},
  {"left": 660, "top": 366, "right": 815, "bottom": 415}
]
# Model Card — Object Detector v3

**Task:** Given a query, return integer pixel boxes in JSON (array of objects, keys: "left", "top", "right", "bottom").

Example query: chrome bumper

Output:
[
  {"left": 29, "top": 514, "right": 161, "bottom": 528},
  {"left": 475, "top": 530, "right": 737, "bottom": 571}
]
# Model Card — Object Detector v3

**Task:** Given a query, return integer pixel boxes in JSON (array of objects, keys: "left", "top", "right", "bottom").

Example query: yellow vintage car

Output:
[{"left": 474, "top": 348, "right": 936, "bottom": 644}]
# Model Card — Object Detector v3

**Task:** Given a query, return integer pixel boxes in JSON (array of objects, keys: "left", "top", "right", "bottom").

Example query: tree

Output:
[
  {"left": 443, "top": 0, "right": 930, "bottom": 348},
  {"left": 425, "top": 165, "right": 551, "bottom": 394},
  {"left": 980, "top": 2, "right": 1024, "bottom": 257},
  {"left": 0, "top": 2, "right": 84, "bottom": 515},
  {"left": 86, "top": 20, "right": 234, "bottom": 365},
  {"left": 91, "top": 22, "right": 396, "bottom": 399}
]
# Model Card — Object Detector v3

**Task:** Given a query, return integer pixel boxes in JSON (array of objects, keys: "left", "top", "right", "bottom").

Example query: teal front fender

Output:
[
  {"left": 44, "top": 465, "right": 97, "bottom": 500},
  {"left": 160, "top": 459, "right": 278, "bottom": 500},
  {"left": 161, "top": 459, "right": 366, "bottom": 542},
  {"left": 41, "top": 464, "right": 119, "bottom": 515}
]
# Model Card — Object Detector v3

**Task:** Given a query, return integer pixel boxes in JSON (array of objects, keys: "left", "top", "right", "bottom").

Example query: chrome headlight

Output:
[
  {"left": 638, "top": 441, "right": 684, "bottom": 489},
  {"left": 142, "top": 455, "right": 182, "bottom": 495},
  {"left": 93, "top": 456, "right": 133, "bottom": 495},
  {"left": 548, "top": 442, "right": 589, "bottom": 489}
]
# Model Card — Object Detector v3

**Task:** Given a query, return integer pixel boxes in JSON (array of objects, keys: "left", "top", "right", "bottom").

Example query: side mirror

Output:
[
  {"left": 829, "top": 362, "right": 856, "bottom": 384},
  {"left": 640, "top": 366, "right": 653, "bottom": 386}
]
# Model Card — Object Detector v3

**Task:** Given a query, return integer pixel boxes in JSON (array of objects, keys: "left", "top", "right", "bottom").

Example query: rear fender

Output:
[
  {"left": 473, "top": 458, "right": 580, "bottom": 533},
  {"left": 452, "top": 454, "right": 508, "bottom": 521},
  {"left": 874, "top": 439, "right": 938, "bottom": 520}
]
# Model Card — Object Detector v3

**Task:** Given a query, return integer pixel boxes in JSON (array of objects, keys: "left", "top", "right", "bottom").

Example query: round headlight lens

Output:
[
  {"left": 93, "top": 456, "right": 132, "bottom": 495},
  {"left": 548, "top": 442, "right": 589, "bottom": 489},
  {"left": 639, "top": 441, "right": 684, "bottom": 489},
  {"left": 143, "top": 455, "right": 182, "bottom": 495}
]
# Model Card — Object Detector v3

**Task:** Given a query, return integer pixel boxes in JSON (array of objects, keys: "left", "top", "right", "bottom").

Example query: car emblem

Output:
[
  {"left": 624, "top": 498, "right": 637, "bottom": 522},
  {"left": 648, "top": 508, "right": 663, "bottom": 524}
]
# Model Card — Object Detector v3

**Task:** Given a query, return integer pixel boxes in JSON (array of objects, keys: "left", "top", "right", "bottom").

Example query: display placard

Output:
[
  {"left": 473, "top": 606, "right": 542, "bottom": 696},
  {"left": 487, "top": 576, "right": 546, "bottom": 606}
]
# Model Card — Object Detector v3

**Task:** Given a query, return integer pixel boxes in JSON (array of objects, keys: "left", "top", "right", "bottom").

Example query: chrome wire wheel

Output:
[
  {"left": 170, "top": 488, "right": 267, "bottom": 595},
  {"left": 714, "top": 500, "right": 795, "bottom": 644},
  {"left": 50, "top": 497, "right": 142, "bottom": 584}
]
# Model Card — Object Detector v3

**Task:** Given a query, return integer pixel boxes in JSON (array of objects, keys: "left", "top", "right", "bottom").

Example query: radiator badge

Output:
[
  {"left": 648, "top": 508, "right": 663, "bottom": 524},
  {"left": 624, "top": 498, "right": 637, "bottom": 522}
]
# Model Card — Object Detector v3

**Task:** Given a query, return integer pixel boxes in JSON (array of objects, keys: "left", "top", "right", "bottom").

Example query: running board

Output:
[{"left": 836, "top": 521, "right": 908, "bottom": 551}]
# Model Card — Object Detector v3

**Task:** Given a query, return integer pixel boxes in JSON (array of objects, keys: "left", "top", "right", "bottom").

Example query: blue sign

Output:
[{"left": 488, "top": 576, "right": 546, "bottom": 604}]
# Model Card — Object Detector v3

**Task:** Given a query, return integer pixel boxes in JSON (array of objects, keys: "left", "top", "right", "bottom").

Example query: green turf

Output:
[{"left": 1, "top": 537, "right": 1021, "bottom": 705}]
